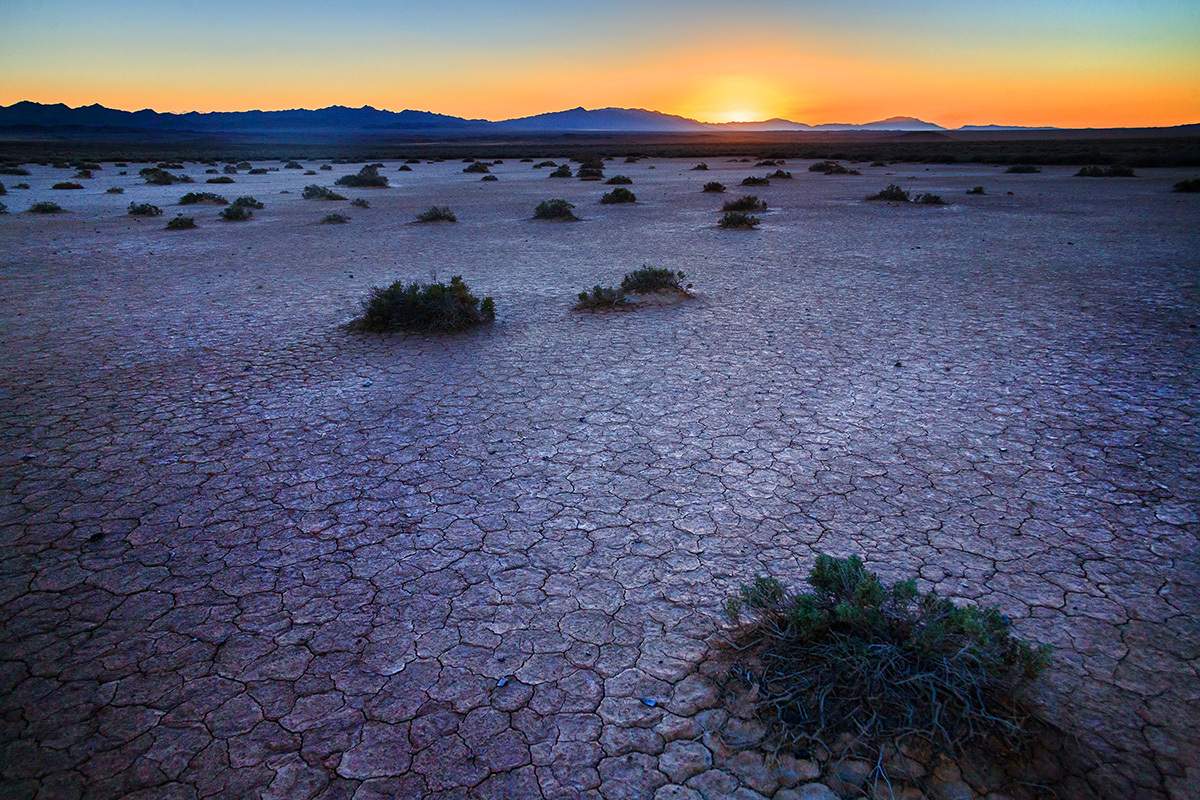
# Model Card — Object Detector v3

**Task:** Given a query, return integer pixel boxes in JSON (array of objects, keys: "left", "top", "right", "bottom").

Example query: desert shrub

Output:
[
  {"left": 915, "top": 193, "right": 945, "bottom": 205},
  {"left": 179, "top": 192, "right": 228, "bottom": 205},
  {"left": 232, "top": 196, "right": 263, "bottom": 209},
  {"left": 0, "top": 181, "right": 5, "bottom": 196},
  {"left": 285, "top": 161, "right": 303, "bottom": 169},
  {"left": 223, "top": 164, "right": 238, "bottom": 174},
  {"left": 128, "top": 201, "right": 162, "bottom": 217},
  {"left": 219, "top": 204, "right": 252, "bottom": 221},
  {"left": 1173, "top": 178, "right": 1200, "bottom": 193},
  {"left": 481, "top": 174, "right": 499, "bottom": 182},
  {"left": 105, "top": 187, "right": 124, "bottom": 194},
  {"left": 320, "top": 164, "right": 333, "bottom": 171},
  {"left": 756, "top": 159, "right": 779, "bottom": 167},
  {"left": 335, "top": 164, "right": 388, "bottom": 187},
  {"left": 140, "top": 167, "right": 190, "bottom": 185},
  {"left": 871, "top": 160, "right": 888, "bottom": 167},
  {"left": 205, "top": 168, "right": 218, "bottom": 174},
  {"left": 207, "top": 176, "right": 235, "bottom": 184},
  {"left": 702, "top": 182, "right": 726, "bottom": 193},
  {"left": 534, "top": 160, "right": 558, "bottom": 169},
  {"left": 29, "top": 201, "right": 64, "bottom": 213},
  {"left": 967, "top": 186, "right": 986, "bottom": 195},
  {"left": 600, "top": 187, "right": 637, "bottom": 204},
  {"left": 463, "top": 162, "right": 490, "bottom": 173},
  {"left": 725, "top": 554, "right": 1050, "bottom": 760},
  {"left": 350, "top": 198, "right": 370, "bottom": 208},
  {"left": 73, "top": 169, "right": 93, "bottom": 179},
  {"left": 360, "top": 275, "right": 494, "bottom": 332},
  {"left": 322, "top": 213, "right": 349, "bottom": 224},
  {"left": 533, "top": 199, "right": 579, "bottom": 220},
  {"left": 302, "top": 185, "right": 347, "bottom": 201},
  {"left": 575, "top": 285, "right": 629, "bottom": 310},
  {"left": 0, "top": 166, "right": 30, "bottom": 176},
  {"left": 620, "top": 266, "right": 684, "bottom": 294},
  {"left": 577, "top": 166, "right": 604, "bottom": 180},
  {"left": 741, "top": 176, "right": 769, "bottom": 186},
  {"left": 767, "top": 170, "right": 793, "bottom": 179},
  {"left": 13, "top": 183, "right": 30, "bottom": 189},
  {"left": 405, "top": 158, "right": 422, "bottom": 164},
  {"left": 398, "top": 165, "right": 412, "bottom": 172},
  {"left": 1075, "top": 165, "right": 1136, "bottom": 177},
  {"left": 624, "top": 156, "right": 640, "bottom": 163},
  {"left": 52, "top": 182, "right": 84, "bottom": 190},
  {"left": 723, "top": 195, "right": 767, "bottom": 212},
  {"left": 691, "top": 163, "right": 709, "bottom": 171},
  {"left": 414, "top": 206, "right": 457, "bottom": 223},
  {"left": 158, "top": 162, "right": 184, "bottom": 170},
  {"left": 1006, "top": 164, "right": 1040, "bottom": 174},
  {"left": 165, "top": 215, "right": 196, "bottom": 230},
  {"left": 248, "top": 168, "right": 268, "bottom": 175},
  {"left": 719, "top": 211, "right": 760, "bottom": 229},
  {"left": 605, "top": 175, "right": 633, "bottom": 185},
  {"left": 810, "top": 161, "right": 856, "bottom": 175},
  {"left": 549, "top": 165, "right": 573, "bottom": 178},
  {"left": 867, "top": 184, "right": 911, "bottom": 202}
]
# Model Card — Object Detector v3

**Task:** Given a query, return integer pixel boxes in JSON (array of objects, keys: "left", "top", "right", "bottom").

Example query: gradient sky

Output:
[{"left": 2, "top": 0, "right": 1198, "bottom": 128}]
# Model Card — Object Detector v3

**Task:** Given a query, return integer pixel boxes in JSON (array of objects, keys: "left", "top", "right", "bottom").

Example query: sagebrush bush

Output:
[
  {"left": 360, "top": 276, "right": 494, "bottom": 332},
  {"left": 73, "top": 169, "right": 93, "bottom": 179},
  {"left": 179, "top": 192, "right": 228, "bottom": 206},
  {"left": 756, "top": 159, "right": 779, "bottom": 167},
  {"left": 320, "top": 164, "right": 333, "bottom": 171},
  {"left": 703, "top": 182, "right": 726, "bottom": 193},
  {"left": 140, "top": 167, "right": 190, "bottom": 185},
  {"left": 719, "top": 211, "right": 760, "bottom": 229},
  {"left": 29, "top": 201, "right": 64, "bottom": 213},
  {"left": 915, "top": 193, "right": 945, "bottom": 205},
  {"left": 577, "top": 165, "right": 605, "bottom": 180},
  {"left": 1075, "top": 165, "right": 1136, "bottom": 178},
  {"left": 621, "top": 267, "right": 684, "bottom": 293},
  {"left": 534, "top": 161, "right": 557, "bottom": 169},
  {"left": 52, "top": 182, "right": 84, "bottom": 190},
  {"left": 741, "top": 176, "right": 770, "bottom": 186},
  {"left": 600, "top": 187, "right": 636, "bottom": 204},
  {"left": 207, "top": 176, "right": 235, "bottom": 184},
  {"left": 302, "top": 185, "right": 347, "bottom": 201},
  {"left": 463, "top": 162, "right": 490, "bottom": 174},
  {"left": 867, "top": 184, "right": 911, "bottom": 202},
  {"left": 722, "top": 195, "right": 766, "bottom": 212},
  {"left": 397, "top": 165, "right": 412, "bottom": 172},
  {"left": 219, "top": 205, "right": 252, "bottom": 221},
  {"left": 691, "top": 163, "right": 708, "bottom": 171},
  {"left": 128, "top": 202, "right": 162, "bottom": 217},
  {"left": 223, "top": 164, "right": 239, "bottom": 174},
  {"left": 285, "top": 161, "right": 303, "bottom": 170},
  {"left": 232, "top": 196, "right": 263, "bottom": 209},
  {"left": 767, "top": 170, "right": 793, "bottom": 179},
  {"left": 575, "top": 285, "right": 629, "bottom": 310},
  {"left": 967, "top": 186, "right": 986, "bottom": 195},
  {"left": 165, "top": 215, "right": 196, "bottom": 230},
  {"left": 335, "top": 164, "right": 388, "bottom": 187},
  {"left": 415, "top": 206, "right": 456, "bottom": 223},
  {"left": 405, "top": 158, "right": 422, "bottom": 164},
  {"left": 605, "top": 175, "right": 633, "bottom": 185},
  {"left": 809, "top": 161, "right": 857, "bottom": 175},
  {"left": 1173, "top": 177, "right": 1200, "bottom": 193},
  {"left": 725, "top": 554, "right": 1050, "bottom": 760},
  {"left": 549, "top": 165, "right": 573, "bottom": 178},
  {"left": 350, "top": 198, "right": 370, "bottom": 208},
  {"left": 322, "top": 213, "right": 349, "bottom": 224},
  {"left": 0, "top": 166, "right": 30, "bottom": 176},
  {"left": 1006, "top": 164, "right": 1040, "bottom": 174},
  {"left": 481, "top": 174, "right": 499, "bottom": 182},
  {"left": 248, "top": 168, "right": 268, "bottom": 175},
  {"left": 533, "top": 199, "right": 579, "bottom": 220}
]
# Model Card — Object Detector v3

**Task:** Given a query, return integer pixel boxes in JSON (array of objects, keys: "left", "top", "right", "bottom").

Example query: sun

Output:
[
  {"left": 681, "top": 76, "right": 792, "bottom": 124},
  {"left": 714, "top": 109, "right": 761, "bottom": 123}
]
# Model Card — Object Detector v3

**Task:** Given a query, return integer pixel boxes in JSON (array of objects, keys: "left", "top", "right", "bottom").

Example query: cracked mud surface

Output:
[{"left": 1, "top": 159, "right": 1198, "bottom": 799}]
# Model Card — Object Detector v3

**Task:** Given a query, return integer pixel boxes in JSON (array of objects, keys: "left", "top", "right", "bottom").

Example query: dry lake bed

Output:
[{"left": 1, "top": 158, "right": 1198, "bottom": 800}]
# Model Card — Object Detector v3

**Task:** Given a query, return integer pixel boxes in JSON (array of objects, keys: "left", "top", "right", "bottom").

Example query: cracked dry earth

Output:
[{"left": 1, "top": 160, "right": 1198, "bottom": 800}]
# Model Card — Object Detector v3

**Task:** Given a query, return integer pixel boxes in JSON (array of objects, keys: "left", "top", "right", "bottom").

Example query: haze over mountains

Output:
[{"left": 0, "top": 101, "right": 1063, "bottom": 136}]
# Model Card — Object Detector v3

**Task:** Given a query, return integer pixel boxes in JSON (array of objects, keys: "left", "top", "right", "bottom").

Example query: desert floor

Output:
[{"left": 1, "top": 157, "right": 1197, "bottom": 800}]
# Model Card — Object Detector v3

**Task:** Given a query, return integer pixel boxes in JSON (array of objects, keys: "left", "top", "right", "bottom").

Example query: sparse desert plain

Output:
[{"left": 1, "top": 157, "right": 1198, "bottom": 800}]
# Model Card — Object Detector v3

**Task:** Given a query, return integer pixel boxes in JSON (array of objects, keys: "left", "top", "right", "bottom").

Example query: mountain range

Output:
[{"left": 0, "top": 101, "right": 1044, "bottom": 136}]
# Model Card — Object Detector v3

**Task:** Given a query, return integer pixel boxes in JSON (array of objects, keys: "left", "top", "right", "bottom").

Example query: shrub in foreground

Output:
[
  {"left": 575, "top": 285, "right": 629, "bottom": 310},
  {"left": 140, "top": 167, "right": 191, "bottom": 185},
  {"left": 302, "top": 185, "right": 347, "bottom": 201},
  {"left": 605, "top": 175, "right": 633, "bottom": 185},
  {"left": 533, "top": 199, "right": 579, "bottom": 221},
  {"left": 725, "top": 554, "right": 1050, "bottom": 760},
  {"left": 165, "top": 215, "right": 196, "bottom": 230},
  {"left": 1075, "top": 165, "right": 1136, "bottom": 178},
  {"left": 350, "top": 198, "right": 370, "bottom": 208},
  {"left": 767, "top": 170, "right": 793, "bottom": 179},
  {"left": 719, "top": 211, "right": 760, "bottom": 229},
  {"left": 106, "top": 187, "right": 125, "bottom": 194},
  {"left": 577, "top": 166, "right": 605, "bottom": 180},
  {"left": 481, "top": 174, "right": 499, "bottom": 182},
  {"left": 128, "top": 202, "right": 163, "bottom": 217},
  {"left": 415, "top": 206, "right": 456, "bottom": 223},
  {"left": 741, "top": 176, "right": 769, "bottom": 186},
  {"left": 463, "top": 162, "right": 490, "bottom": 174},
  {"left": 810, "top": 160, "right": 858, "bottom": 175},
  {"left": 867, "top": 184, "right": 911, "bottom": 202},
  {"left": 621, "top": 267, "right": 684, "bottom": 294},
  {"left": 915, "top": 193, "right": 945, "bottom": 205},
  {"left": 534, "top": 160, "right": 558, "bottom": 169},
  {"left": 53, "top": 182, "right": 84, "bottom": 190},
  {"left": 322, "top": 213, "right": 350, "bottom": 224},
  {"left": 207, "top": 176, "right": 235, "bottom": 184},
  {"left": 232, "top": 196, "right": 263, "bottom": 209},
  {"left": 703, "top": 182, "right": 726, "bottom": 193},
  {"left": 335, "top": 164, "right": 388, "bottom": 188},
  {"left": 360, "top": 276, "right": 494, "bottom": 332},
  {"left": 691, "top": 163, "right": 708, "bottom": 171},
  {"left": 722, "top": 195, "right": 766, "bottom": 212},
  {"left": 1174, "top": 178, "right": 1200, "bottom": 193},
  {"left": 29, "top": 201, "right": 64, "bottom": 214},
  {"left": 600, "top": 187, "right": 636, "bottom": 204},
  {"left": 0, "top": 166, "right": 30, "bottom": 176},
  {"left": 179, "top": 192, "right": 228, "bottom": 206},
  {"left": 219, "top": 205, "right": 252, "bottom": 221},
  {"left": 549, "top": 165, "right": 573, "bottom": 178},
  {"left": 1005, "top": 164, "right": 1040, "bottom": 174}
]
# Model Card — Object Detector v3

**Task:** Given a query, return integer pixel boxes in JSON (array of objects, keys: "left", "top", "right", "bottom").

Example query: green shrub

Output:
[
  {"left": 605, "top": 175, "right": 633, "bottom": 185},
  {"left": 360, "top": 275, "right": 494, "bottom": 332},
  {"left": 967, "top": 186, "right": 986, "bottom": 195},
  {"left": 232, "top": 196, "right": 263, "bottom": 209},
  {"left": 1075, "top": 165, "right": 1136, "bottom": 178},
  {"left": 533, "top": 199, "right": 579, "bottom": 220},
  {"left": 767, "top": 170, "right": 793, "bottom": 179},
  {"left": 207, "top": 176, "right": 235, "bottom": 184},
  {"left": 52, "top": 182, "right": 84, "bottom": 190},
  {"left": 463, "top": 162, "right": 490, "bottom": 173},
  {"left": 867, "top": 184, "right": 911, "bottom": 202},
  {"left": 725, "top": 554, "right": 1050, "bottom": 759},
  {"left": 165, "top": 215, "right": 196, "bottom": 230},
  {"left": 1173, "top": 177, "right": 1200, "bottom": 193},
  {"left": 29, "top": 201, "right": 64, "bottom": 213},
  {"left": 719, "top": 211, "right": 760, "bottom": 229},
  {"left": 322, "top": 213, "right": 349, "bottom": 224},
  {"left": 915, "top": 193, "right": 945, "bottom": 205},
  {"left": 139, "top": 167, "right": 190, "bottom": 185},
  {"left": 741, "top": 176, "right": 770, "bottom": 186},
  {"left": 703, "top": 182, "right": 726, "bottom": 193},
  {"left": 620, "top": 267, "right": 684, "bottom": 293},
  {"left": 549, "top": 165, "right": 573, "bottom": 178},
  {"left": 179, "top": 192, "right": 228, "bottom": 205},
  {"left": 335, "top": 164, "right": 389, "bottom": 187},
  {"left": 350, "top": 198, "right": 370, "bottom": 208},
  {"left": 415, "top": 206, "right": 456, "bottom": 223},
  {"left": 575, "top": 285, "right": 629, "bottom": 310},
  {"left": 722, "top": 195, "right": 766, "bottom": 212},
  {"left": 128, "top": 201, "right": 162, "bottom": 217},
  {"left": 691, "top": 163, "right": 709, "bottom": 171},
  {"left": 302, "top": 185, "right": 347, "bottom": 200},
  {"left": 1005, "top": 164, "right": 1040, "bottom": 174},
  {"left": 600, "top": 187, "right": 637, "bottom": 204},
  {"left": 219, "top": 204, "right": 252, "bottom": 221}
]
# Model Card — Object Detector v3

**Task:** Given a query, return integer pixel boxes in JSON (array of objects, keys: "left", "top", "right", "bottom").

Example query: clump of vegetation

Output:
[
  {"left": 691, "top": 163, "right": 709, "bottom": 171},
  {"left": 533, "top": 199, "right": 579, "bottom": 221},
  {"left": 575, "top": 285, "right": 630, "bottom": 310},
  {"left": 463, "top": 162, "right": 490, "bottom": 174},
  {"left": 534, "top": 160, "right": 558, "bottom": 169},
  {"left": 405, "top": 158, "right": 422, "bottom": 164},
  {"left": 723, "top": 195, "right": 767, "bottom": 212},
  {"left": 767, "top": 170, "right": 793, "bottom": 179},
  {"left": 549, "top": 165, "right": 573, "bottom": 178},
  {"left": 232, "top": 196, "right": 263, "bottom": 209},
  {"left": 335, "top": 164, "right": 389, "bottom": 187},
  {"left": 624, "top": 156, "right": 640, "bottom": 163},
  {"left": 350, "top": 198, "right": 370, "bottom": 208},
  {"left": 871, "top": 160, "right": 888, "bottom": 167},
  {"left": 1173, "top": 177, "right": 1200, "bottom": 193},
  {"left": 179, "top": 192, "right": 228, "bottom": 206},
  {"left": 158, "top": 162, "right": 184, "bottom": 170},
  {"left": 621, "top": 266, "right": 685, "bottom": 294},
  {"left": 1005, "top": 164, "right": 1040, "bottom": 174},
  {"left": 322, "top": 213, "right": 350, "bottom": 224},
  {"left": 223, "top": 164, "right": 239, "bottom": 174},
  {"left": 600, "top": 187, "right": 637, "bottom": 204},
  {"left": 13, "top": 183, "right": 30, "bottom": 189},
  {"left": 207, "top": 176, "right": 235, "bottom": 184},
  {"left": 967, "top": 186, "right": 986, "bottom": 195},
  {"left": 756, "top": 159, "right": 780, "bottom": 167},
  {"left": 577, "top": 166, "right": 604, "bottom": 180},
  {"left": 128, "top": 201, "right": 162, "bottom": 217},
  {"left": 73, "top": 169, "right": 93, "bottom": 179},
  {"left": 302, "top": 185, "right": 347, "bottom": 201},
  {"left": 397, "top": 165, "right": 412, "bottom": 172},
  {"left": 719, "top": 211, "right": 760, "bottom": 229},
  {"left": 0, "top": 181, "right": 5, "bottom": 196},
  {"left": 165, "top": 215, "right": 196, "bottom": 230},
  {"left": 285, "top": 161, "right": 304, "bottom": 170},
  {"left": 0, "top": 166, "right": 30, "bottom": 176},
  {"left": 414, "top": 206, "right": 456, "bottom": 223},
  {"left": 915, "top": 193, "right": 945, "bottom": 205},
  {"left": 605, "top": 175, "right": 633, "bottom": 185},
  {"left": 867, "top": 184, "right": 912, "bottom": 202},
  {"left": 1075, "top": 165, "right": 1136, "bottom": 178},
  {"left": 219, "top": 204, "right": 253, "bottom": 221},
  {"left": 29, "top": 201, "right": 65, "bottom": 214},
  {"left": 52, "top": 182, "right": 84, "bottom": 190},
  {"left": 703, "top": 182, "right": 726, "bottom": 193},
  {"left": 741, "top": 176, "right": 770, "bottom": 186},
  {"left": 725, "top": 554, "right": 1051, "bottom": 762},
  {"left": 359, "top": 275, "right": 494, "bottom": 333},
  {"left": 248, "top": 168, "right": 268, "bottom": 175},
  {"left": 809, "top": 160, "right": 859, "bottom": 175},
  {"left": 139, "top": 167, "right": 191, "bottom": 185},
  {"left": 319, "top": 164, "right": 333, "bottom": 171},
  {"left": 481, "top": 174, "right": 499, "bottom": 182}
]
